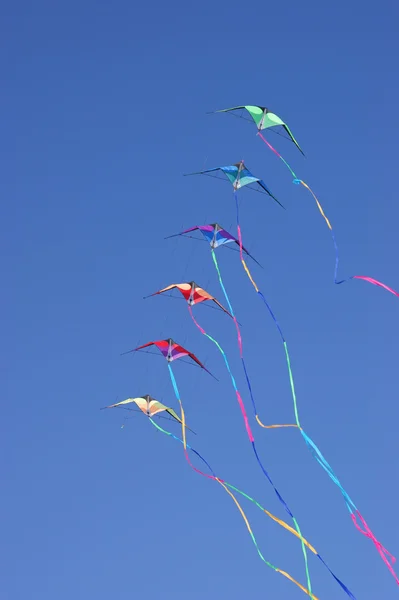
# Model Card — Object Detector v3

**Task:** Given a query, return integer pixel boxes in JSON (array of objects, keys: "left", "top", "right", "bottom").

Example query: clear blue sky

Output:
[{"left": 2, "top": 1, "right": 399, "bottom": 598}]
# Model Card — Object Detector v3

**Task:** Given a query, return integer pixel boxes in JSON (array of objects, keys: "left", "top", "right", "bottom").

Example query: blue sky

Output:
[{"left": 2, "top": 1, "right": 399, "bottom": 598}]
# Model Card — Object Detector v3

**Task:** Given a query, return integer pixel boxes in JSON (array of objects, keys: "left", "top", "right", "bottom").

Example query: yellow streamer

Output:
[
  {"left": 300, "top": 180, "right": 332, "bottom": 231},
  {"left": 256, "top": 414, "right": 299, "bottom": 429},
  {"left": 170, "top": 369, "right": 317, "bottom": 598},
  {"left": 263, "top": 510, "right": 317, "bottom": 554}
]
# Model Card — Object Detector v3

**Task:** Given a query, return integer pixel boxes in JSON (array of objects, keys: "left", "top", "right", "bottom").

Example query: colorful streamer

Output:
[
  {"left": 202, "top": 248, "right": 316, "bottom": 599},
  {"left": 149, "top": 416, "right": 356, "bottom": 599},
  {"left": 233, "top": 188, "right": 399, "bottom": 584},
  {"left": 166, "top": 363, "right": 317, "bottom": 598},
  {"left": 257, "top": 131, "right": 399, "bottom": 298}
]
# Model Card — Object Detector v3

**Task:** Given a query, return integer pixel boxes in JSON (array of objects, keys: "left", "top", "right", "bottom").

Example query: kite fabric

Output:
[
  {"left": 211, "top": 105, "right": 305, "bottom": 155},
  {"left": 148, "top": 415, "right": 356, "bottom": 600},
  {"left": 232, "top": 189, "right": 399, "bottom": 584}
]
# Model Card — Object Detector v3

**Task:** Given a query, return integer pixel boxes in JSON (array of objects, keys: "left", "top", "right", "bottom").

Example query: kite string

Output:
[
  {"left": 164, "top": 365, "right": 318, "bottom": 598},
  {"left": 234, "top": 190, "right": 399, "bottom": 583},
  {"left": 208, "top": 250, "right": 313, "bottom": 599},
  {"left": 257, "top": 132, "right": 399, "bottom": 297}
]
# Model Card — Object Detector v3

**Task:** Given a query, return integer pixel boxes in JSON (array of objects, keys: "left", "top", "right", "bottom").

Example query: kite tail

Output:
[
  {"left": 209, "top": 249, "right": 314, "bottom": 599},
  {"left": 226, "top": 479, "right": 357, "bottom": 599},
  {"left": 234, "top": 196, "right": 398, "bottom": 584},
  {"left": 233, "top": 191, "right": 299, "bottom": 432},
  {"left": 351, "top": 510, "right": 399, "bottom": 585},
  {"left": 164, "top": 366, "right": 318, "bottom": 598},
  {"left": 149, "top": 418, "right": 356, "bottom": 599},
  {"left": 188, "top": 305, "right": 253, "bottom": 442},
  {"left": 257, "top": 131, "right": 399, "bottom": 298},
  {"left": 257, "top": 131, "right": 298, "bottom": 179},
  {"left": 210, "top": 248, "right": 294, "bottom": 430},
  {"left": 302, "top": 428, "right": 399, "bottom": 583}
]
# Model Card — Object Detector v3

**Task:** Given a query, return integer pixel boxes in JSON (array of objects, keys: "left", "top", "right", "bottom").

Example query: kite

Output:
[
  {"left": 210, "top": 105, "right": 305, "bottom": 155},
  {"left": 124, "top": 338, "right": 215, "bottom": 378},
  {"left": 103, "top": 395, "right": 195, "bottom": 430},
  {"left": 146, "top": 281, "right": 233, "bottom": 316},
  {"left": 166, "top": 222, "right": 261, "bottom": 264},
  {"left": 185, "top": 160, "right": 284, "bottom": 208}
]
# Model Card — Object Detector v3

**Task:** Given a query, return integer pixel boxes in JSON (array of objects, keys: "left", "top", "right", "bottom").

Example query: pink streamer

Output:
[
  {"left": 351, "top": 511, "right": 399, "bottom": 584},
  {"left": 235, "top": 390, "right": 255, "bottom": 442},
  {"left": 352, "top": 276, "right": 399, "bottom": 298}
]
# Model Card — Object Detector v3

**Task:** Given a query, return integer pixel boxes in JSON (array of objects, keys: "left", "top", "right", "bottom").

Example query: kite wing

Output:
[
  {"left": 105, "top": 397, "right": 151, "bottom": 414},
  {"left": 150, "top": 400, "right": 194, "bottom": 431},
  {"left": 191, "top": 285, "right": 213, "bottom": 303},
  {"left": 282, "top": 123, "right": 304, "bottom": 156},
  {"left": 184, "top": 167, "right": 222, "bottom": 177},
  {"left": 191, "top": 284, "right": 233, "bottom": 317},
  {"left": 231, "top": 237, "right": 262, "bottom": 267},
  {"left": 127, "top": 341, "right": 156, "bottom": 354},
  {"left": 149, "top": 284, "right": 179, "bottom": 297},
  {"left": 164, "top": 406, "right": 195, "bottom": 433},
  {"left": 169, "top": 342, "right": 215, "bottom": 378},
  {"left": 186, "top": 349, "right": 214, "bottom": 377},
  {"left": 211, "top": 297, "right": 233, "bottom": 317},
  {"left": 256, "top": 179, "right": 285, "bottom": 209},
  {"left": 164, "top": 225, "right": 203, "bottom": 240},
  {"left": 105, "top": 397, "right": 142, "bottom": 409},
  {"left": 212, "top": 105, "right": 247, "bottom": 113}
]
